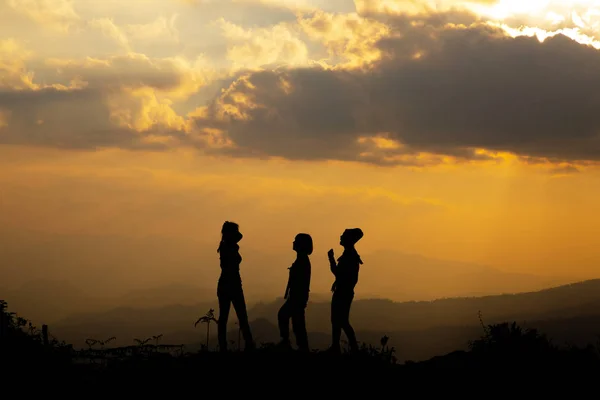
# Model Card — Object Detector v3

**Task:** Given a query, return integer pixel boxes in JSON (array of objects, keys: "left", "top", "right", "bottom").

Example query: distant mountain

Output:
[
  {"left": 53, "top": 301, "right": 219, "bottom": 348},
  {"left": 245, "top": 279, "right": 600, "bottom": 334},
  {"left": 115, "top": 283, "right": 215, "bottom": 309},
  {"left": 356, "top": 249, "right": 576, "bottom": 301},
  {"left": 47, "top": 279, "right": 600, "bottom": 359},
  {"left": 1, "top": 279, "right": 109, "bottom": 324},
  {"left": 1, "top": 280, "right": 217, "bottom": 325}
]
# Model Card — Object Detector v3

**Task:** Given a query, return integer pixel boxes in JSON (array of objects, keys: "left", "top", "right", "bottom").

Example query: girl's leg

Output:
[
  {"left": 291, "top": 303, "right": 309, "bottom": 351},
  {"left": 231, "top": 288, "right": 254, "bottom": 348},
  {"left": 330, "top": 292, "right": 342, "bottom": 352},
  {"left": 278, "top": 300, "right": 292, "bottom": 344},
  {"left": 217, "top": 294, "right": 231, "bottom": 352},
  {"left": 340, "top": 293, "right": 358, "bottom": 351}
]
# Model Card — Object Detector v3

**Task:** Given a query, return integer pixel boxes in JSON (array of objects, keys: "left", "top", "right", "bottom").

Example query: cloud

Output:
[
  {"left": 88, "top": 14, "right": 181, "bottom": 51},
  {"left": 182, "top": 11, "right": 600, "bottom": 166},
  {"left": 88, "top": 18, "right": 131, "bottom": 50},
  {"left": 354, "top": 0, "right": 497, "bottom": 17},
  {"left": 0, "top": 39, "right": 85, "bottom": 92},
  {"left": 0, "top": 46, "right": 222, "bottom": 150},
  {"left": 4, "top": 5, "right": 600, "bottom": 168},
  {"left": 0, "top": 39, "right": 37, "bottom": 90},
  {"left": 125, "top": 14, "right": 180, "bottom": 44},
  {"left": 6, "top": 0, "right": 81, "bottom": 33},
  {"left": 44, "top": 52, "right": 213, "bottom": 96},
  {"left": 216, "top": 18, "right": 310, "bottom": 70},
  {"left": 0, "top": 109, "right": 10, "bottom": 129},
  {"left": 297, "top": 10, "right": 391, "bottom": 69}
]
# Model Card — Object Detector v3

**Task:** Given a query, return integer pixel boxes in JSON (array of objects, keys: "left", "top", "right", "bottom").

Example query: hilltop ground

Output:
[{"left": 2, "top": 300, "right": 600, "bottom": 393}]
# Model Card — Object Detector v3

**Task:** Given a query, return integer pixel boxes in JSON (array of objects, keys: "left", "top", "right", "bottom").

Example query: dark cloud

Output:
[
  {"left": 549, "top": 165, "right": 581, "bottom": 175},
  {"left": 193, "top": 12, "right": 600, "bottom": 165},
  {"left": 0, "top": 51, "right": 212, "bottom": 151},
  {"left": 0, "top": 87, "right": 186, "bottom": 151},
  {"left": 3, "top": 9, "right": 600, "bottom": 166}
]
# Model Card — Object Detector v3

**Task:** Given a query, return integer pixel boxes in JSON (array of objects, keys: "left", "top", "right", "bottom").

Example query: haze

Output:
[{"left": 2, "top": 0, "right": 600, "bottom": 319}]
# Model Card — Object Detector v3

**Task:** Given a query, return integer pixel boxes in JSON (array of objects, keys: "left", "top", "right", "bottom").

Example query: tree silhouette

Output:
[{"left": 195, "top": 308, "right": 218, "bottom": 350}]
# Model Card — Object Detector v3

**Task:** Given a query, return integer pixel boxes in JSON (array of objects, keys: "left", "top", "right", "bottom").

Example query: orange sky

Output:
[{"left": 1, "top": 0, "right": 600, "bottom": 300}]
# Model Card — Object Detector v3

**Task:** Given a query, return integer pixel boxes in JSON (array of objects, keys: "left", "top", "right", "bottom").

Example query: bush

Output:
[{"left": 467, "top": 312, "right": 600, "bottom": 369}]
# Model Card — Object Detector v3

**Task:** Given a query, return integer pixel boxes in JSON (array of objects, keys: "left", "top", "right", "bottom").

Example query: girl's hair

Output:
[
  {"left": 343, "top": 228, "right": 364, "bottom": 245},
  {"left": 295, "top": 233, "right": 313, "bottom": 255},
  {"left": 221, "top": 221, "right": 239, "bottom": 235},
  {"left": 217, "top": 221, "right": 241, "bottom": 253}
]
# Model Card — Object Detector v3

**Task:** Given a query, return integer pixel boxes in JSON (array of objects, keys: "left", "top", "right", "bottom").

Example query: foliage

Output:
[
  {"left": 195, "top": 308, "right": 218, "bottom": 350},
  {"left": 469, "top": 311, "right": 555, "bottom": 355},
  {"left": 1, "top": 299, "right": 71, "bottom": 351},
  {"left": 467, "top": 311, "right": 600, "bottom": 368},
  {"left": 0, "top": 299, "right": 73, "bottom": 377}
]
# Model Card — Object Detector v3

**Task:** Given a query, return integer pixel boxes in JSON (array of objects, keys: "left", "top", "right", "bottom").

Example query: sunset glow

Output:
[{"left": 2, "top": 0, "right": 600, "bottom": 304}]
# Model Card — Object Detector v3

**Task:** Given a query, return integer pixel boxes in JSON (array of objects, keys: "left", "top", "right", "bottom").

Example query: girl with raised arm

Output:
[{"left": 327, "top": 228, "right": 363, "bottom": 353}]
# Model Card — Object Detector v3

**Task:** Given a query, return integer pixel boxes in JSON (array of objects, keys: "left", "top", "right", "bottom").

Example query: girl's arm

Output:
[
  {"left": 300, "top": 260, "right": 311, "bottom": 295},
  {"left": 328, "top": 249, "right": 337, "bottom": 275},
  {"left": 284, "top": 266, "right": 291, "bottom": 299}
]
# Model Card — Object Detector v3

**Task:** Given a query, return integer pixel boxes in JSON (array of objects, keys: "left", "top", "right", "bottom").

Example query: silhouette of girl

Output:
[
  {"left": 216, "top": 221, "right": 254, "bottom": 351},
  {"left": 327, "top": 228, "right": 363, "bottom": 353},
  {"left": 277, "top": 233, "right": 313, "bottom": 352}
]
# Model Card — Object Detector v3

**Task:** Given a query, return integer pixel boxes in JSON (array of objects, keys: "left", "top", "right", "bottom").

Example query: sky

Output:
[{"left": 2, "top": 0, "right": 600, "bottom": 300}]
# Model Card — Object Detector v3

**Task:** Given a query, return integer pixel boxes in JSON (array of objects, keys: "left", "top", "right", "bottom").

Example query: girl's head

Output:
[
  {"left": 340, "top": 228, "right": 363, "bottom": 247},
  {"left": 218, "top": 221, "right": 243, "bottom": 252},
  {"left": 293, "top": 233, "right": 313, "bottom": 255}
]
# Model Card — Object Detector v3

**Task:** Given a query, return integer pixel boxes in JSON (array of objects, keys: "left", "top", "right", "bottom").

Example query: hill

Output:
[
  {"left": 357, "top": 249, "right": 574, "bottom": 300},
  {"left": 47, "top": 279, "right": 600, "bottom": 361},
  {"left": 1, "top": 280, "right": 219, "bottom": 324}
]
